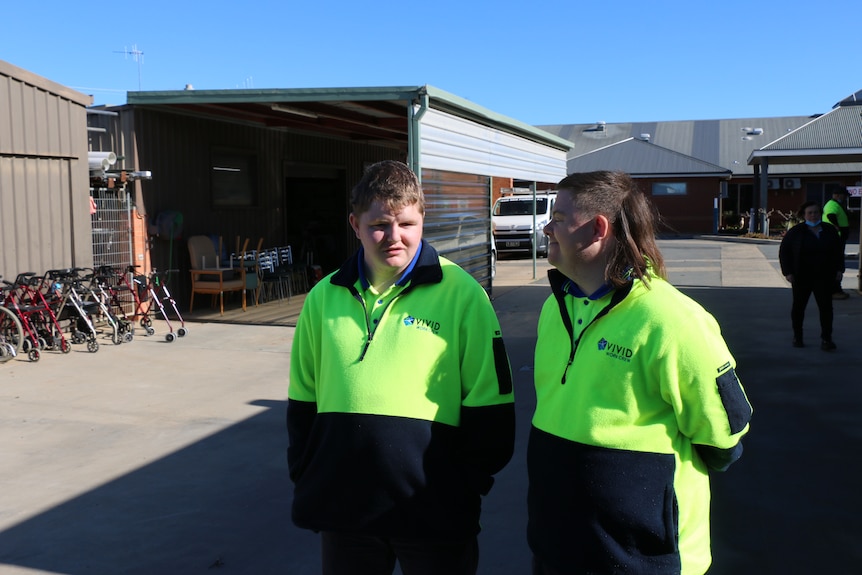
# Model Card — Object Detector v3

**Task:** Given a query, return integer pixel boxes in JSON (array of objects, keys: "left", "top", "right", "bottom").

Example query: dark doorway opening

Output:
[{"left": 284, "top": 170, "right": 349, "bottom": 276}]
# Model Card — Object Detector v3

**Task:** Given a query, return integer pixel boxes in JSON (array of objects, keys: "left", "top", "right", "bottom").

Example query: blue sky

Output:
[{"left": 2, "top": 0, "right": 859, "bottom": 125}]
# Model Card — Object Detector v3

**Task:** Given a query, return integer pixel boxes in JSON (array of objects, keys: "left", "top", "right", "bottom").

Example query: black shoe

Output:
[
  {"left": 821, "top": 340, "right": 837, "bottom": 351},
  {"left": 832, "top": 291, "right": 849, "bottom": 300},
  {"left": 792, "top": 338, "right": 804, "bottom": 348}
]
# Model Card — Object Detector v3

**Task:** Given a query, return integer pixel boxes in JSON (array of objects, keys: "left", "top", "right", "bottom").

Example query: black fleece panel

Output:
[
  {"left": 715, "top": 368, "right": 751, "bottom": 434},
  {"left": 527, "top": 426, "right": 682, "bottom": 574},
  {"left": 290, "top": 412, "right": 484, "bottom": 540},
  {"left": 286, "top": 399, "right": 317, "bottom": 481},
  {"left": 458, "top": 403, "right": 516, "bottom": 495},
  {"left": 493, "top": 337, "right": 513, "bottom": 395},
  {"left": 694, "top": 442, "right": 744, "bottom": 472}
]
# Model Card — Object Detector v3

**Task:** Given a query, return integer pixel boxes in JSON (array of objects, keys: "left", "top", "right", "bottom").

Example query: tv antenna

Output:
[{"left": 114, "top": 44, "right": 144, "bottom": 90}]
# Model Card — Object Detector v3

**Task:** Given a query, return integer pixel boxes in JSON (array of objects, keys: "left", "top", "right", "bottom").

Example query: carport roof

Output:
[{"left": 125, "top": 85, "right": 573, "bottom": 151}]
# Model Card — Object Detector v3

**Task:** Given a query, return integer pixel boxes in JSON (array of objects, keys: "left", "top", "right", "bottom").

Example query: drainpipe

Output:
[{"left": 408, "top": 91, "right": 429, "bottom": 183}]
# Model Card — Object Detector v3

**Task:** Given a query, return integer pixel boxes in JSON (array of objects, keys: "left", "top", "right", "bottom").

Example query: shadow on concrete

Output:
[
  {"left": 0, "top": 399, "right": 319, "bottom": 575},
  {"left": 1, "top": 281, "right": 860, "bottom": 574}
]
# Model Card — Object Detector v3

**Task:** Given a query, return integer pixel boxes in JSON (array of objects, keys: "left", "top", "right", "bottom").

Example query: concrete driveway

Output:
[{"left": 1, "top": 238, "right": 860, "bottom": 574}]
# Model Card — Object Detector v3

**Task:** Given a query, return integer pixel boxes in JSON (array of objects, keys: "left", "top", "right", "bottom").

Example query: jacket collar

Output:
[
  {"left": 330, "top": 239, "right": 444, "bottom": 289},
  {"left": 547, "top": 268, "right": 615, "bottom": 301}
]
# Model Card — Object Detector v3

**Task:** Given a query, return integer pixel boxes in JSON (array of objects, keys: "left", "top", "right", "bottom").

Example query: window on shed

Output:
[
  {"left": 211, "top": 148, "right": 257, "bottom": 207},
  {"left": 652, "top": 182, "right": 687, "bottom": 196}
]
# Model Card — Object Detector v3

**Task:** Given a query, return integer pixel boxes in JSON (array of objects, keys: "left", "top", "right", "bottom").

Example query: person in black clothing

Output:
[{"left": 779, "top": 201, "right": 845, "bottom": 350}]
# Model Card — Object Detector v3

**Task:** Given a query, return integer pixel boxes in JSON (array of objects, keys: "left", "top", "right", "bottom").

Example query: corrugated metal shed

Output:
[
  {"left": 112, "top": 85, "right": 572, "bottom": 298},
  {"left": 126, "top": 85, "right": 573, "bottom": 182},
  {"left": 567, "top": 137, "right": 731, "bottom": 178},
  {"left": 0, "top": 59, "right": 93, "bottom": 281}
]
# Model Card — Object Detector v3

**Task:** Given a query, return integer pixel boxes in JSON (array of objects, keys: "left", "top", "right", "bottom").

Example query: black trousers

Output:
[
  {"left": 790, "top": 277, "right": 833, "bottom": 341},
  {"left": 321, "top": 531, "right": 479, "bottom": 575}
]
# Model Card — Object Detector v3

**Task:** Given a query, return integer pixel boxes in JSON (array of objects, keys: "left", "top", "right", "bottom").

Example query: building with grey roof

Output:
[{"left": 540, "top": 94, "right": 862, "bottom": 236}]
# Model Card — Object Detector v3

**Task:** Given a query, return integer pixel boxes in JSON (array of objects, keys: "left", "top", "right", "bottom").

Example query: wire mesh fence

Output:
[{"left": 91, "top": 189, "right": 135, "bottom": 315}]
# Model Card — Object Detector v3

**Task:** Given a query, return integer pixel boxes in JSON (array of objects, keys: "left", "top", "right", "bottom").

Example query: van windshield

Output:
[{"left": 494, "top": 198, "right": 549, "bottom": 216}]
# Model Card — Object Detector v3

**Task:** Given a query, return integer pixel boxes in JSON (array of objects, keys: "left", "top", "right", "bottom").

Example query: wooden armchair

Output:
[{"left": 187, "top": 235, "right": 246, "bottom": 315}]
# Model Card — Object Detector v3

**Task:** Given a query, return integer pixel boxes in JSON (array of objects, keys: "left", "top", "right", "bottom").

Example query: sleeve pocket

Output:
[
  {"left": 716, "top": 368, "right": 751, "bottom": 434},
  {"left": 493, "top": 337, "right": 513, "bottom": 395}
]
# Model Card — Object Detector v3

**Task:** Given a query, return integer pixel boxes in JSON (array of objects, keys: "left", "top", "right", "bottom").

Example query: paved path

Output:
[{"left": 1, "top": 239, "right": 860, "bottom": 574}]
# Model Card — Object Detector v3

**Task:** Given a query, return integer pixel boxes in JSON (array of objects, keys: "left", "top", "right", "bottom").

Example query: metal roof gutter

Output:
[
  {"left": 630, "top": 172, "right": 733, "bottom": 179},
  {"left": 127, "top": 86, "right": 425, "bottom": 105},
  {"left": 748, "top": 147, "right": 862, "bottom": 165}
]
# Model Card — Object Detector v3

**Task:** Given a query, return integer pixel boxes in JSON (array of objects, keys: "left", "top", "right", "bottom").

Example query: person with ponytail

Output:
[{"left": 527, "top": 171, "right": 752, "bottom": 575}]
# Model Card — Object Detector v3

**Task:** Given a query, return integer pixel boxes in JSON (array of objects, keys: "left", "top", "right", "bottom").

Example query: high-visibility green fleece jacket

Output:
[
  {"left": 528, "top": 269, "right": 752, "bottom": 575},
  {"left": 288, "top": 240, "right": 515, "bottom": 540}
]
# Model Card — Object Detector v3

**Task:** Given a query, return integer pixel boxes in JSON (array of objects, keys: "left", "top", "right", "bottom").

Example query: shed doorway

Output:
[{"left": 283, "top": 168, "right": 348, "bottom": 276}]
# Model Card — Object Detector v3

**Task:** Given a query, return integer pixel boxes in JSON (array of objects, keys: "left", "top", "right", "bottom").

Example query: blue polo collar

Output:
[
  {"left": 357, "top": 242, "right": 424, "bottom": 290},
  {"left": 562, "top": 279, "right": 614, "bottom": 301}
]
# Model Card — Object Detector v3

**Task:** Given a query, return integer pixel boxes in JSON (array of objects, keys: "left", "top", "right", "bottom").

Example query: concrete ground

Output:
[{"left": 1, "top": 238, "right": 860, "bottom": 574}]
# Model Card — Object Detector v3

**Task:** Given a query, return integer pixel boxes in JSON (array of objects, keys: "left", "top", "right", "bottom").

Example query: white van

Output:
[{"left": 492, "top": 190, "right": 556, "bottom": 257}]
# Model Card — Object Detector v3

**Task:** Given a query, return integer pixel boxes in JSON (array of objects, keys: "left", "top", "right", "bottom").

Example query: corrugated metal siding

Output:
[
  {"left": 764, "top": 106, "right": 862, "bottom": 151},
  {"left": 422, "top": 169, "right": 492, "bottom": 290},
  {"left": 0, "top": 61, "right": 92, "bottom": 281},
  {"left": 420, "top": 108, "right": 567, "bottom": 183},
  {"left": 0, "top": 156, "right": 76, "bottom": 275}
]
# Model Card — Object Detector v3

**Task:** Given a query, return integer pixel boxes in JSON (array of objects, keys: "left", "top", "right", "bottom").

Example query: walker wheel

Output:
[
  {"left": 177, "top": 327, "right": 187, "bottom": 337},
  {"left": 61, "top": 340, "right": 71, "bottom": 354},
  {"left": 146, "top": 327, "right": 155, "bottom": 336},
  {"left": 165, "top": 332, "right": 176, "bottom": 343},
  {"left": 0, "top": 343, "right": 14, "bottom": 362},
  {"left": 28, "top": 348, "right": 40, "bottom": 362},
  {"left": 124, "top": 332, "right": 134, "bottom": 343},
  {"left": 87, "top": 339, "right": 99, "bottom": 353}
]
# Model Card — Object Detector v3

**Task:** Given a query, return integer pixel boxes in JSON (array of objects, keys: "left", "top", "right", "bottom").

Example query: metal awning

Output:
[{"left": 126, "top": 85, "right": 572, "bottom": 151}]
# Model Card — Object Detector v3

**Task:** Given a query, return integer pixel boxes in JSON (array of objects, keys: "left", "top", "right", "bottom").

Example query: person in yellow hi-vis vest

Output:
[
  {"left": 287, "top": 160, "right": 515, "bottom": 575},
  {"left": 822, "top": 189, "right": 850, "bottom": 299},
  {"left": 528, "top": 171, "right": 752, "bottom": 575}
]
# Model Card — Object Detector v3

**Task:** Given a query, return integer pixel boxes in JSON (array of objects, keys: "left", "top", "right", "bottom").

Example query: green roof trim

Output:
[{"left": 127, "top": 86, "right": 424, "bottom": 104}]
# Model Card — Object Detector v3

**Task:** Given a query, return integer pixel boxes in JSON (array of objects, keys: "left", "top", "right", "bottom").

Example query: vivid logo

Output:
[
  {"left": 404, "top": 315, "right": 440, "bottom": 334},
  {"left": 598, "top": 337, "right": 633, "bottom": 362}
]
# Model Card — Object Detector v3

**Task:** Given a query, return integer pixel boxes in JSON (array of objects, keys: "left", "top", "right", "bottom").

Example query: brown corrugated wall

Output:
[{"left": 0, "top": 60, "right": 92, "bottom": 281}]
